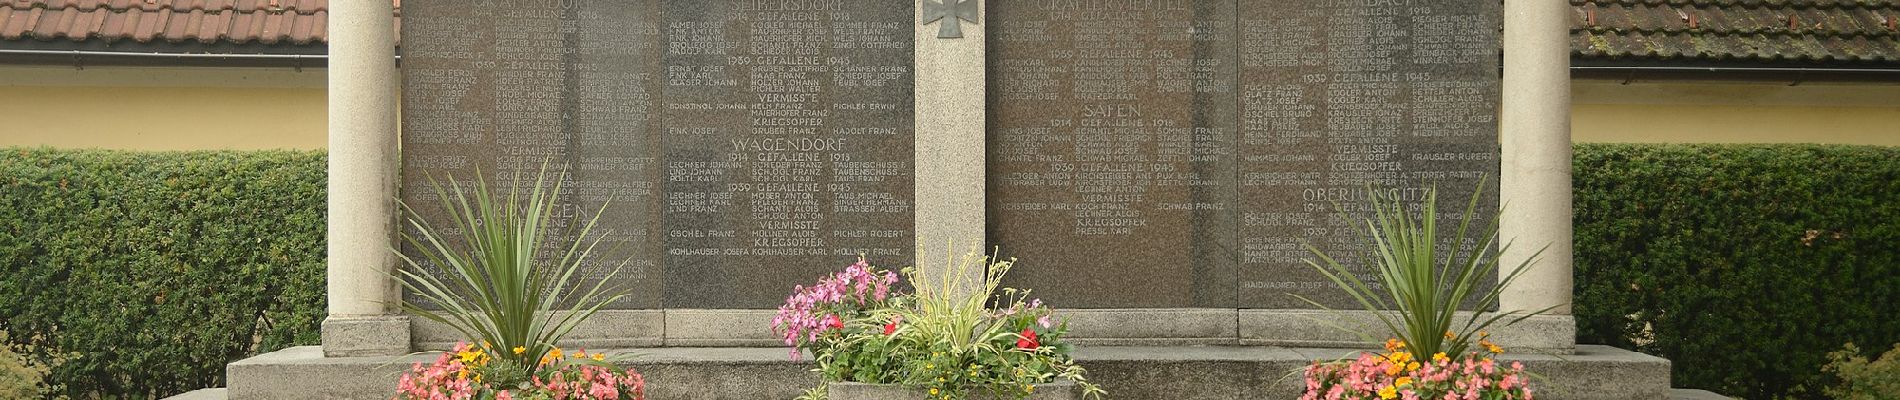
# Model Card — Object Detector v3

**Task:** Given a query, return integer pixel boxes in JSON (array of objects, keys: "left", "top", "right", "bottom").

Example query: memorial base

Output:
[{"left": 223, "top": 344, "right": 1668, "bottom": 400}]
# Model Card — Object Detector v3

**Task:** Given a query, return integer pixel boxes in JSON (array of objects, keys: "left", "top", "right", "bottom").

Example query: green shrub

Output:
[
  {"left": 1572, "top": 144, "right": 1900, "bottom": 399},
  {"left": 0, "top": 148, "right": 328, "bottom": 398},
  {"left": 1822, "top": 342, "right": 1900, "bottom": 400}
]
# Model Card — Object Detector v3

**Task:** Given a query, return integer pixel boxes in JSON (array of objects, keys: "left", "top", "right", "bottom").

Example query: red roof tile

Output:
[
  {"left": 0, "top": 0, "right": 393, "bottom": 48},
  {"left": 1572, "top": 0, "right": 1900, "bottom": 64}
]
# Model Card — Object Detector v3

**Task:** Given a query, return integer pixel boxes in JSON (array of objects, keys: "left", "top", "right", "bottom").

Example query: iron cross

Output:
[{"left": 921, "top": 0, "right": 979, "bottom": 39}]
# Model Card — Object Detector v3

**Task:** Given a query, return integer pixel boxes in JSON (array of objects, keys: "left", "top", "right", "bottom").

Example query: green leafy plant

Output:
[
  {"left": 1297, "top": 182, "right": 1551, "bottom": 357},
  {"left": 889, "top": 249, "right": 1101, "bottom": 399},
  {"left": 396, "top": 161, "right": 628, "bottom": 371},
  {"left": 774, "top": 250, "right": 1103, "bottom": 400},
  {"left": 1821, "top": 343, "right": 1900, "bottom": 400},
  {"left": 1573, "top": 144, "right": 1900, "bottom": 399}
]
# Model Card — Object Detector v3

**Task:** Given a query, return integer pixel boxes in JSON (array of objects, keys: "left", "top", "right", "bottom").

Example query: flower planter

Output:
[{"left": 828, "top": 381, "right": 1079, "bottom": 400}]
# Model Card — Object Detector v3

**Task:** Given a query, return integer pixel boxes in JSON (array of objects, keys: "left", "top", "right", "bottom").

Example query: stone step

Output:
[
  {"left": 1668, "top": 389, "right": 1736, "bottom": 400},
  {"left": 161, "top": 388, "right": 227, "bottom": 400},
  {"left": 227, "top": 345, "right": 1669, "bottom": 399}
]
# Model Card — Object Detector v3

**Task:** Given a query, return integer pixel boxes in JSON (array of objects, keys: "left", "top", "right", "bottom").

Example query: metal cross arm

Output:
[{"left": 921, "top": 0, "right": 979, "bottom": 39}]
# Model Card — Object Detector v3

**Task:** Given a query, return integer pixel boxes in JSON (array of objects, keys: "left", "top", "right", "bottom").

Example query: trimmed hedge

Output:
[
  {"left": 0, "top": 148, "right": 327, "bottom": 398},
  {"left": 1573, "top": 144, "right": 1900, "bottom": 399}
]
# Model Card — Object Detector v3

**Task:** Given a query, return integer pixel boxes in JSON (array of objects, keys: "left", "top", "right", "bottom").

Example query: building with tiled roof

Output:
[
  {"left": 0, "top": 0, "right": 383, "bottom": 65},
  {"left": 0, "top": 0, "right": 1895, "bottom": 149},
  {"left": 1570, "top": 0, "right": 1900, "bottom": 78},
  {"left": 1564, "top": 0, "right": 1900, "bottom": 145},
  {"left": 0, "top": 0, "right": 396, "bottom": 149}
]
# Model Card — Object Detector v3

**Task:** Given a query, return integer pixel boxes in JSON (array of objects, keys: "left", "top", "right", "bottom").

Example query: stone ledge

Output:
[
  {"left": 320, "top": 316, "right": 410, "bottom": 357},
  {"left": 662, "top": 309, "right": 781, "bottom": 347},
  {"left": 1669, "top": 389, "right": 1736, "bottom": 400},
  {"left": 225, "top": 345, "right": 1664, "bottom": 399},
  {"left": 161, "top": 388, "right": 227, "bottom": 400},
  {"left": 1062, "top": 308, "right": 1239, "bottom": 346},
  {"left": 1239, "top": 309, "right": 1577, "bottom": 353},
  {"left": 411, "top": 310, "right": 664, "bottom": 350}
]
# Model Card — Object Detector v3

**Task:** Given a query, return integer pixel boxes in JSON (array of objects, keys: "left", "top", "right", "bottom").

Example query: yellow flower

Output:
[
  {"left": 1388, "top": 351, "right": 1412, "bottom": 364},
  {"left": 1444, "top": 331, "right": 1456, "bottom": 340},
  {"left": 1407, "top": 361, "right": 1420, "bottom": 372},
  {"left": 1481, "top": 338, "right": 1504, "bottom": 354},
  {"left": 592, "top": 353, "right": 605, "bottom": 361},
  {"left": 1378, "top": 385, "right": 1398, "bottom": 399},
  {"left": 1395, "top": 377, "right": 1414, "bottom": 387},
  {"left": 513, "top": 346, "right": 526, "bottom": 355},
  {"left": 549, "top": 348, "right": 564, "bottom": 360},
  {"left": 926, "top": 363, "right": 934, "bottom": 369},
  {"left": 1383, "top": 338, "right": 1405, "bottom": 352},
  {"left": 1432, "top": 352, "right": 1450, "bottom": 364},
  {"left": 929, "top": 388, "right": 940, "bottom": 395},
  {"left": 1026, "top": 385, "right": 1035, "bottom": 393}
]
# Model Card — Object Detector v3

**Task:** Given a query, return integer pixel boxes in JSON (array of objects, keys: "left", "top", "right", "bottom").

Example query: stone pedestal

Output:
[{"left": 228, "top": 344, "right": 1668, "bottom": 399}]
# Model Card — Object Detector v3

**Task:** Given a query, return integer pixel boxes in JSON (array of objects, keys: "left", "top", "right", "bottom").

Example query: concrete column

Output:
[
  {"left": 913, "top": 1, "right": 987, "bottom": 274},
  {"left": 321, "top": 0, "right": 407, "bottom": 357},
  {"left": 1499, "top": 0, "right": 1574, "bottom": 316}
]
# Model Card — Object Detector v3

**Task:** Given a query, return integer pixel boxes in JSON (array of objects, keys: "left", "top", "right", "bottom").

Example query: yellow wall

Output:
[
  {"left": 1572, "top": 80, "right": 1900, "bottom": 146},
  {"left": 0, "top": 65, "right": 328, "bottom": 150},
  {"left": 6, "top": 66, "right": 1896, "bottom": 150}
]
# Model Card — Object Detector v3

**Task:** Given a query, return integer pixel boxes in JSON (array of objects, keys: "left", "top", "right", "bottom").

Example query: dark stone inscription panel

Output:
[
  {"left": 987, "top": 0, "right": 1499, "bottom": 309},
  {"left": 988, "top": 0, "right": 1238, "bottom": 308},
  {"left": 659, "top": 0, "right": 915, "bottom": 308},
  {"left": 1235, "top": 0, "right": 1500, "bottom": 309},
  {"left": 402, "top": 0, "right": 913, "bottom": 309}
]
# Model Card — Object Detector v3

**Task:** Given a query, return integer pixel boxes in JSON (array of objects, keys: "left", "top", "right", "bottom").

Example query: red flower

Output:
[
  {"left": 824, "top": 314, "right": 843, "bottom": 330},
  {"left": 1016, "top": 328, "right": 1040, "bottom": 350},
  {"left": 883, "top": 321, "right": 897, "bottom": 335}
]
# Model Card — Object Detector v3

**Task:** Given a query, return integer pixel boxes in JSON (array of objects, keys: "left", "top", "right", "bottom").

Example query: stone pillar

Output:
[
  {"left": 914, "top": 0, "right": 987, "bottom": 274},
  {"left": 321, "top": 0, "right": 408, "bottom": 357},
  {"left": 1499, "top": 0, "right": 1575, "bottom": 330}
]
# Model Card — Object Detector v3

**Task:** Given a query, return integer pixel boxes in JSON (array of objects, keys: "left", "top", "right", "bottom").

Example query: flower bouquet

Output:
[
  {"left": 391, "top": 161, "right": 645, "bottom": 400},
  {"left": 396, "top": 342, "right": 646, "bottom": 400},
  {"left": 772, "top": 252, "right": 1103, "bottom": 400},
  {"left": 1296, "top": 182, "right": 1552, "bottom": 400},
  {"left": 1302, "top": 338, "right": 1533, "bottom": 400}
]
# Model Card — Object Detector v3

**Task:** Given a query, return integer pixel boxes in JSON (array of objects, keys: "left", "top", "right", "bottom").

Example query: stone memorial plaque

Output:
[
  {"left": 1234, "top": 0, "right": 1500, "bottom": 308},
  {"left": 658, "top": 0, "right": 915, "bottom": 308},
  {"left": 987, "top": 0, "right": 1499, "bottom": 310},
  {"left": 987, "top": 0, "right": 1238, "bottom": 308},
  {"left": 401, "top": 1, "right": 667, "bottom": 309},
  {"left": 402, "top": 0, "right": 914, "bottom": 310}
]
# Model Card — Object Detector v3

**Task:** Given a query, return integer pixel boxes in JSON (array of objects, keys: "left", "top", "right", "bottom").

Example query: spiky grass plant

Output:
[
  {"left": 1296, "top": 182, "right": 1555, "bottom": 357},
  {"left": 395, "top": 161, "right": 626, "bottom": 370}
]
